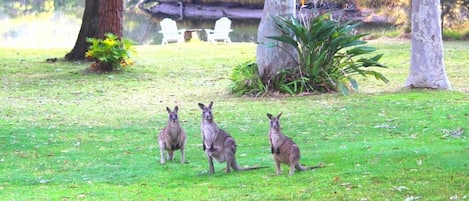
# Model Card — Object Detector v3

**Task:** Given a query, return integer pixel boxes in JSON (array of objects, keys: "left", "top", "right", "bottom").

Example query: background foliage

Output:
[
  {"left": 0, "top": 0, "right": 468, "bottom": 47},
  {"left": 258, "top": 14, "right": 388, "bottom": 95}
]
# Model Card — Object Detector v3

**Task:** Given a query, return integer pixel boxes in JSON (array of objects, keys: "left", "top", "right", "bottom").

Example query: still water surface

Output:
[{"left": 0, "top": 10, "right": 260, "bottom": 49}]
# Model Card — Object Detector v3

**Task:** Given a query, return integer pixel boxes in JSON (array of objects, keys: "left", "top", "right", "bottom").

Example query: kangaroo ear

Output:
[
  {"left": 277, "top": 112, "right": 283, "bottom": 118},
  {"left": 267, "top": 113, "right": 272, "bottom": 119},
  {"left": 198, "top": 103, "right": 205, "bottom": 110},
  {"left": 174, "top": 106, "right": 178, "bottom": 112},
  {"left": 166, "top": 107, "right": 171, "bottom": 113},
  {"left": 208, "top": 101, "right": 213, "bottom": 109}
]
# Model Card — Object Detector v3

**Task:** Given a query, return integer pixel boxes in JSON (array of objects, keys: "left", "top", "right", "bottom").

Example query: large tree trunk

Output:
[
  {"left": 64, "top": 0, "right": 98, "bottom": 61},
  {"left": 405, "top": 0, "right": 451, "bottom": 89},
  {"left": 65, "top": 0, "right": 123, "bottom": 61},
  {"left": 98, "top": 0, "right": 124, "bottom": 38},
  {"left": 256, "top": 0, "right": 298, "bottom": 83}
]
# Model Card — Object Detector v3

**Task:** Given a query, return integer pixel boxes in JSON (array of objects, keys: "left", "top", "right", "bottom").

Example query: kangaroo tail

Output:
[
  {"left": 296, "top": 163, "right": 324, "bottom": 171},
  {"left": 231, "top": 157, "right": 242, "bottom": 171},
  {"left": 231, "top": 158, "right": 267, "bottom": 171},
  {"left": 240, "top": 166, "right": 268, "bottom": 171}
]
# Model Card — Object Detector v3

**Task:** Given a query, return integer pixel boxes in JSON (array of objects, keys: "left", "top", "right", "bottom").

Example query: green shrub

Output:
[
  {"left": 443, "top": 21, "right": 469, "bottom": 40},
  {"left": 230, "top": 60, "right": 267, "bottom": 97},
  {"left": 267, "top": 14, "right": 389, "bottom": 95},
  {"left": 463, "top": 30, "right": 469, "bottom": 40},
  {"left": 443, "top": 30, "right": 463, "bottom": 40},
  {"left": 85, "top": 33, "right": 136, "bottom": 72}
]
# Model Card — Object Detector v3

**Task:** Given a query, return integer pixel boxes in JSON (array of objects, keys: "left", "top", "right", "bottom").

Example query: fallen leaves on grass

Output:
[
  {"left": 392, "top": 185, "right": 409, "bottom": 192},
  {"left": 450, "top": 195, "right": 467, "bottom": 200},
  {"left": 373, "top": 124, "right": 397, "bottom": 129},
  {"left": 441, "top": 127, "right": 465, "bottom": 139},
  {"left": 404, "top": 196, "right": 421, "bottom": 201},
  {"left": 38, "top": 178, "right": 53, "bottom": 184}
]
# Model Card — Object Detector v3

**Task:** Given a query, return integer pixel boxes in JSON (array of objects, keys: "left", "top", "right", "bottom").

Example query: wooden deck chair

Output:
[
  {"left": 204, "top": 17, "right": 233, "bottom": 44},
  {"left": 158, "top": 18, "right": 186, "bottom": 45}
]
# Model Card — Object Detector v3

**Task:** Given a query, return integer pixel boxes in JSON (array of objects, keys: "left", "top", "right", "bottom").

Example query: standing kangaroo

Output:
[
  {"left": 158, "top": 106, "right": 187, "bottom": 165},
  {"left": 267, "top": 113, "right": 321, "bottom": 176},
  {"left": 198, "top": 101, "right": 260, "bottom": 174}
]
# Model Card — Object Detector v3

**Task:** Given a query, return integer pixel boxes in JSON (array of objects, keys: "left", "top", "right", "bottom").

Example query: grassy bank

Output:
[{"left": 0, "top": 41, "right": 468, "bottom": 200}]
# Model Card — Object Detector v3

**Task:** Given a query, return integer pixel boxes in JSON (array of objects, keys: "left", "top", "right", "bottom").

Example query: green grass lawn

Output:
[{"left": 0, "top": 41, "right": 468, "bottom": 200}]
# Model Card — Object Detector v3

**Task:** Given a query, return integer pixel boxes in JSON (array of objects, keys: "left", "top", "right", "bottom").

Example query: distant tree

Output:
[
  {"left": 65, "top": 0, "right": 123, "bottom": 61},
  {"left": 405, "top": 0, "right": 451, "bottom": 89},
  {"left": 256, "top": 0, "right": 298, "bottom": 83},
  {"left": 441, "top": 0, "right": 469, "bottom": 30}
]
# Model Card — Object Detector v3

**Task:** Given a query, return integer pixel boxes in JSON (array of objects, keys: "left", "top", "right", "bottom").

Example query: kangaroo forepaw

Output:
[{"left": 209, "top": 144, "right": 216, "bottom": 152}]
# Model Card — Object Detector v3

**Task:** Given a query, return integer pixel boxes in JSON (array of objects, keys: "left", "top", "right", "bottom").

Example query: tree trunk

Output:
[
  {"left": 65, "top": 0, "right": 123, "bottom": 61},
  {"left": 64, "top": 0, "right": 98, "bottom": 61},
  {"left": 98, "top": 0, "right": 124, "bottom": 39},
  {"left": 405, "top": 0, "right": 451, "bottom": 89},
  {"left": 256, "top": 0, "right": 298, "bottom": 83}
]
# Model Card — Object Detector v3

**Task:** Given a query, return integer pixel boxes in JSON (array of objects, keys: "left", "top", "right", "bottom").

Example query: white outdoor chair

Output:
[
  {"left": 158, "top": 18, "right": 186, "bottom": 45},
  {"left": 204, "top": 17, "right": 233, "bottom": 44}
]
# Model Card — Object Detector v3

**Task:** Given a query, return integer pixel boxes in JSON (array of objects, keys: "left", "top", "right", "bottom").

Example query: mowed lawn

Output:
[{"left": 0, "top": 40, "right": 468, "bottom": 200}]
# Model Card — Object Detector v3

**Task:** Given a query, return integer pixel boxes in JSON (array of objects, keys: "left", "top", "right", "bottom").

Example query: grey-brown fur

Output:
[
  {"left": 267, "top": 112, "right": 321, "bottom": 176},
  {"left": 198, "top": 101, "right": 259, "bottom": 174},
  {"left": 158, "top": 106, "right": 187, "bottom": 164}
]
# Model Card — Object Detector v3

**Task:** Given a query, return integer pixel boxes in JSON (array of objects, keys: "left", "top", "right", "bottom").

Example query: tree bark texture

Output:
[
  {"left": 256, "top": 0, "right": 298, "bottom": 83},
  {"left": 98, "top": 0, "right": 124, "bottom": 38},
  {"left": 405, "top": 0, "right": 451, "bottom": 89},
  {"left": 65, "top": 0, "right": 98, "bottom": 61}
]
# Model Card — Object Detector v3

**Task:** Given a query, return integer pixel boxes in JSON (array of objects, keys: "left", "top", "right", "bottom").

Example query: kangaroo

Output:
[
  {"left": 267, "top": 113, "right": 322, "bottom": 176},
  {"left": 198, "top": 101, "right": 261, "bottom": 174},
  {"left": 158, "top": 106, "right": 187, "bottom": 165}
]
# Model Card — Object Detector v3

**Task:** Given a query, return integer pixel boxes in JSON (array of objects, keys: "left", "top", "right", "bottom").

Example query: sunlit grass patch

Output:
[{"left": 0, "top": 41, "right": 468, "bottom": 200}]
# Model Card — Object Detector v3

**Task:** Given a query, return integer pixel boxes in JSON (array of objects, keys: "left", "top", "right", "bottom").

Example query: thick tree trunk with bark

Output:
[
  {"left": 65, "top": 0, "right": 123, "bottom": 61},
  {"left": 256, "top": 0, "right": 298, "bottom": 83},
  {"left": 405, "top": 0, "right": 451, "bottom": 89},
  {"left": 65, "top": 0, "right": 98, "bottom": 61},
  {"left": 98, "top": 0, "right": 124, "bottom": 39}
]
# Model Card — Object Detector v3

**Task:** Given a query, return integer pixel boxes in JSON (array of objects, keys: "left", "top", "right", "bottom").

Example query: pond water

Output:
[
  {"left": 0, "top": 10, "right": 260, "bottom": 49},
  {"left": 0, "top": 8, "right": 383, "bottom": 48}
]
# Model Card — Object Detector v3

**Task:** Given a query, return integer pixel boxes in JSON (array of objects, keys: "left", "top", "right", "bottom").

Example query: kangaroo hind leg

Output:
[
  {"left": 180, "top": 146, "right": 185, "bottom": 163},
  {"left": 168, "top": 151, "right": 174, "bottom": 160},
  {"left": 288, "top": 163, "right": 296, "bottom": 176},
  {"left": 208, "top": 154, "right": 215, "bottom": 174},
  {"left": 274, "top": 158, "right": 282, "bottom": 175},
  {"left": 159, "top": 140, "right": 166, "bottom": 165}
]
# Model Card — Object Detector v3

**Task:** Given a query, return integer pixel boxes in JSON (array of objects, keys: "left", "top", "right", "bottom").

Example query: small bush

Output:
[
  {"left": 230, "top": 60, "right": 267, "bottom": 97},
  {"left": 443, "top": 30, "right": 463, "bottom": 40},
  {"left": 85, "top": 33, "right": 136, "bottom": 72},
  {"left": 443, "top": 20, "right": 469, "bottom": 40}
]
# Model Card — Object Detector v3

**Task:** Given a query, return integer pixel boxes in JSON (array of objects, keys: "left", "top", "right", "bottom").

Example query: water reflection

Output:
[
  {"left": 0, "top": 12, "right": 81, "bottom": 48},
  {"left": 0, "top": 9, "right": 260, "bottom": 48},
  {"left": 0, "top": 7, "right": 387, "bottom": 49}
]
